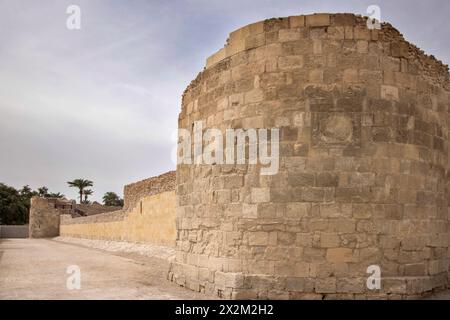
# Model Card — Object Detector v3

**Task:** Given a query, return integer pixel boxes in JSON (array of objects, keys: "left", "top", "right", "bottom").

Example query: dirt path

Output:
[{"left": 0, "top": 238, "right": 212, "bottom": 300}]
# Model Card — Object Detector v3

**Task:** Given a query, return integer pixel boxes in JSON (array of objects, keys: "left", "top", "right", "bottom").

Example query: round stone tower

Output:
[{"left": 169, "top": 13, "right": 450, "bottom": 299}]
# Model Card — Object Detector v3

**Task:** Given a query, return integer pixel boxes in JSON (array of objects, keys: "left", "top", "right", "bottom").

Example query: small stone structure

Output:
[{"left": 169, "top": 13, "right": 450, "bottom": 299}]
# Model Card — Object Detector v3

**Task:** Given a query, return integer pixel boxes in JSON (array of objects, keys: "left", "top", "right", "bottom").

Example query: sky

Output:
[{"left": 0, "top": 0, "right": 449, "bottom": 202}]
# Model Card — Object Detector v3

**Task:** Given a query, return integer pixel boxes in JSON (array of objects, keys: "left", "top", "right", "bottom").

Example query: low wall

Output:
[
  {"left": 0, "top": 225, "right": 29, "bottom": 238},
  {"left": 60, "top": 191, "right": 177, "bottom": 246}
]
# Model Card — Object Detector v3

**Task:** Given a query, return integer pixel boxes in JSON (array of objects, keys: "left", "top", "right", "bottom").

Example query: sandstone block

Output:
[
  {"left": 313, "top": 39, "right": 322, "bottom": 54},
  {"left": 333, "top": 14, "right": 356, "bottom": 26},
  {"left": 229, "top": 93, "right": 244, "bottom": 106},
  {"left": 343, "top": 68, "right": 358, "bottom": 83},
  {"left": 306, "top": 14, "right": 330, "bottom": 27},
  {"left": 275, "top": 261, "right": 297, "bottom": 276},
  {"left": 296, "top": 233, "right": 313, "bottom": 246},
  {"left": 229, "top": 22, "right": 264, "bottom": 43},
  {"left": 357, "top": 40, "right": 368, "bottom": 54},
  {"left": 381, "top": 85, "right": 399, "bottom": 101},
  {"left": 264, "top": 17, "right": 289, "bottom": 32},
  {"left": 251, "top": 188, "right": 270, "bottom": 203},
  {"left": 289, "top": 15, "right": 305, "bottom": 28},
  {"left": 403, "top": 263, "right": 426, "bottom": 276},
  {"left": 278, "top": 55, "right": 304, "bottom": 70},
  {"left": 383, "top": 278, "right": 407, "bottom": 294},
  {"left": 300, "top": 187, "right": 325, "bottom": 202},
  {"left": 320, "top": 203, "right": 351, "bottom": 218},
  {"left": 295, "top": 262, "right": 311, "bottom": 277},
  {"left": 244, "top": 88, "right": 264, "bottom": 104},
  {"left": 309, "top": 69, "right": 324, "bottom": 83},
  {"left": 206, "top": 48, "right": 226, "bottom": 68},
  {"left": 353, "top": 26, "right": 371, "bottom": 40},
  {"left": 231, "top": 289, "right": 259, "bottom": 299},
  {"left": 288, "top": 173, "right": 315, "bottom": 187},
  {"left": 225, "top": 38, "right": 245, "bottom": 57},
  {"left": 316, "top": 172, "right": 338, "bottom": 187},
  {"left": 286, "top": 277, "right": 305, "bottom": 291},
  {"left": 406, "top": 277, "right": 433, "bottom": 294},
  {"left": 248, "top": 232, "right": 269, "bottom": 246},
  {"left": 245, "top": 33, "right": 265, "bottom": 50},
  {"left": 326, "top": 248, "right": 357, "bottom": 263},
  {"left": 215, "top": 271, "right": 244, "bottom": 289},
  {"left": 344, "top": 26, "right": 354, "bottom": 39},
  {"left": 391, "top": 42, "right": 409, "bottom": 58},
  {"left": 315, "top": 278, "right": 336, "bottom": 293},
  {"left": 243, "top": 203, "right": 257, "bottom": 218},
  {"left": 336, "top": 277, "right": 365, "bottom": 293},
  {"left": 328, "top": 218, "right": 356, "bottom": 233},
  {"left": 268, "top": 290, "right": 290, "bottom": 300},
  {"left": 327, "top": 26, "right": 345, "bottom": 40},
  {"left": 352, "top": 204, "right": 372, "bottom": 219},
  {"left": 286, "top": 203, "right": 310, "bottom": 219},
  {"left": 279, "top": 29, "right": 301, "bottom": 42},
  {"left": 320, "top": 233, "right": 341, "bottom": 248}
]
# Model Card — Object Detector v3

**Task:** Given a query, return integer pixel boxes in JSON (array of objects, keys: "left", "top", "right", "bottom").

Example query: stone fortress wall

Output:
[
  {"left": 169, "top": 13, "right": 450, "bottom": 299},
  {"left": 59, "top": 171, "right": 177, "bottom": 246}
]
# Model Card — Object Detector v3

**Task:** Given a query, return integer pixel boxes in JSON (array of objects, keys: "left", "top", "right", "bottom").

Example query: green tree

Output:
[
  {"left": 37, "top": 186, "right": 49, "bottom": 197},
  {"left": 19, "top": 185, "right": 37, "bottom": 215},
  {"left": 47, "top": 192, "right": 65, "bottom": 199},
  {"left": 0, "top": 183, "right": 65, "bottom": 225},
  {"left": 0, "top": 183, "right": 28, "bottom": 225},
  {"left": 35, "top": 187, "right": 64, "bottom": 199},
  {"left": 19, "top": 185, "right": 35, "bottom": 198},
  {"left": 102, "top": 192, "right": 124, "bottom": 207},
  {"left": 67, "top": 179, "right": 93, "bottom": 204},
  {"left": 82, "top": 189, "right": 93, "bottom": 204}
]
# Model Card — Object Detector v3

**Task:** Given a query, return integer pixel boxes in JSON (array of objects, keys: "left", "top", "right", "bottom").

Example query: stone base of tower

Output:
[{"left": 169, "top": 261, "right": 448, "bottom": 299}]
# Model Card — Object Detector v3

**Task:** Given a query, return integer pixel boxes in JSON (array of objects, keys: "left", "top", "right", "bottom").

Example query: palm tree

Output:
[
  {"left": 103, "top": 192, "right": 124, "bottom": 207},
  {"left": 47, "top": 192, "right": 65, "bottom": 199},
  {"left": 37, "top": 186, "right": 49, "bottom": 197},
  {"left": 67, "top": 179, "right": 93, "bottom": 204},
  {"left": 83, "top": 189, "right": 93, "bottom": 204}
]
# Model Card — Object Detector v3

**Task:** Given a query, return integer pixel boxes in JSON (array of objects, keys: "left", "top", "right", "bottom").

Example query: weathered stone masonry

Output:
[{"left": 169, "top": 13, "right": 450, "bottom": 299}]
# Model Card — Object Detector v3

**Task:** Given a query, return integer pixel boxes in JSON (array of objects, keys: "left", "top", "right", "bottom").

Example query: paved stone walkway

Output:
[{"left": 0, "top": 238, "right": 211, "bottom": 300}]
